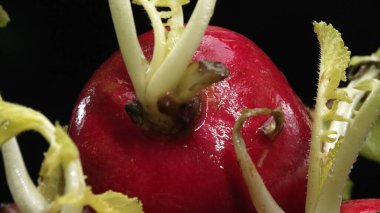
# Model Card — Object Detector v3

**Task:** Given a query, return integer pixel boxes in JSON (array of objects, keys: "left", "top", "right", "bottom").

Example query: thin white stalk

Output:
[
  {"left": 166, "top": 5, "right": 185, "bottom": 51},
  {"left": 109, "top": 0, "right": 148, "bottom": 101},
  {"left": 170, "top": 6, "right": 184, "bottom": 31},
  {"left": 2, "top": 137, "right": 48, "bottom": 213},
  {"left": 139, "top": 0, "right": 167, "bottom": 76},
  {"left": 145, "top": 0, "right": 217, "bottom": 107},
  {"left": 60, "top": 160, "right": 86, "bottom": 213},
  {"left": 316, "top": 81, "right": 380, "bottom": 212}
]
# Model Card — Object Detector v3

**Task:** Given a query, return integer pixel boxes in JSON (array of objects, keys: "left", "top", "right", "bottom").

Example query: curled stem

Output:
[
  {"left": 232, "top": 107, "right": 285, "bottom": 213},
  {"left": 2, "top": 138, "right": 48, "bottom": 213}
]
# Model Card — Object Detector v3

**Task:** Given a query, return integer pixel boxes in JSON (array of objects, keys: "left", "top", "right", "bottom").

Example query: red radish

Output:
[
  {"left": 340, "top": 199, "right": 380, "bottom": 213},
  {"left": 2, "top": 1, "right": 380, "bottom": 213},
  {"left": 0, "top": 203, "right": 19, "bottom": 213},
  {"left": 68, "top": 0, "right": 311, "bottom": 212}
]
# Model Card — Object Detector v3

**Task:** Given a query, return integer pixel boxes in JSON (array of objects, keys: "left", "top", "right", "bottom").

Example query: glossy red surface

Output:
[
  {"left": 0, "top": 203, "right": 19, "bottom": 213},
  {"left": 69, "top": 26, "right": 311, "bottom": 213},
  {"left": 340, "top": 199, "right": 380, "bottom": 213}
]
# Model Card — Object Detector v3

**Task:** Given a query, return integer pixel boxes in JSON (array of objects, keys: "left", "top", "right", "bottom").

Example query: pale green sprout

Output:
[
  {"left": 306, "top": 22, "right": 380, "bottom": 213},
  {"left": 318, "top": 48, "right": 380, "bottom": 201},
  {"left": 0, "top": 5, "right": 10, "bottom": 27},
  {"left": 109, "top": 0, "right": 218, "bottom": 129},
  {"left": 306, "top": 21, "right": 351, "bottom": 213},
  {"left": 0, "top": 98, "right": 143, "bottom": 213},
  {"left": 322, "top": 50, "right": 380, "bottom": 154},
  {"left": 320, "top": 49, "right": 380, "bottom": 201},
  {"left": 231, "top": 22, "right": 380, "bottom": 213}
]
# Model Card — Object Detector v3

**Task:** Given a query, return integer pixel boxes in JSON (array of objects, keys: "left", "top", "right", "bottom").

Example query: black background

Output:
[{"left": 1, "top": 0, "right": 380, "bottom": 205}]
